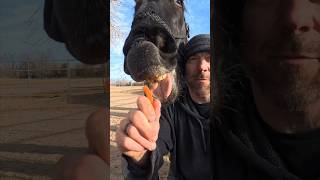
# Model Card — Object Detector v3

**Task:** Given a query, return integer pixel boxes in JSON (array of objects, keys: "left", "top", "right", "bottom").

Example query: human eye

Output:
[
  {"left": 205, "top": 55, "right": 211, "bottom": 62},
  {"left": 189, "top": 57, "right": 198, "bottom": 61}
]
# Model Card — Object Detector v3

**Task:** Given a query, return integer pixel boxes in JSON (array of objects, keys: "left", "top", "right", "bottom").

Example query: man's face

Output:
[
  {"left": 242, "top": 0, "right": 320, "bottom": 110},
  {"left": 185, "top": 52, "right": 211, "bottom": 97}
]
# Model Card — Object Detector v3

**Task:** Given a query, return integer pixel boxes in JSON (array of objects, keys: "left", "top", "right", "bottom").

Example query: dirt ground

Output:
[
  {"left": 110, "top": 85, "right": 169, "bottom": 180},
  {"left": 1, "top": 81, "right": 168, "bottom": 179},
  {"left": 0, "top": 78, "right": 106, "bottom": 179}
]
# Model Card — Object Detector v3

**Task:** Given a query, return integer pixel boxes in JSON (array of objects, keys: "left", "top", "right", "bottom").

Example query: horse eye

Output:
[{"left": 175, "top": 0, "right": 183, "bottom": 7}]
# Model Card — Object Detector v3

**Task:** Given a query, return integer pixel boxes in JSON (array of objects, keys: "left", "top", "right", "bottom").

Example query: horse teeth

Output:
[
  {"left": 156, "top": 74, "right": 167, "bottom": 81},
  {"left": 145, "top": 74, "right": 166, "bottom": 85}
]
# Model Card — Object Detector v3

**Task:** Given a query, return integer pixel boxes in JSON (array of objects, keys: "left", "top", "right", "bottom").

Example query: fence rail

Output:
[
  {"left": 0, "top": 60, "right": 105, "bottom": 79},
  {"left": 0, "top": 60, "right": 108, "bottom": 105}
]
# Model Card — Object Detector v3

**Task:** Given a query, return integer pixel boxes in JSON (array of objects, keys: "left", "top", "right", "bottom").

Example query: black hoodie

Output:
[
  {"left": 212, "top": 92, "right": 320, "bottom": 180},
  {"left": 122, "top": 89, "right": 212, "bottom": 179},
  {"left": 123, "top": 88, "right": 320, "bottom": 180}
]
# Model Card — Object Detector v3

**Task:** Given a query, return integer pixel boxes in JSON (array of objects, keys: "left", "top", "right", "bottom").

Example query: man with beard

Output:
[
  {"left": 116, "top": 34, "right": 211, "bottom": 179},
  {"left": 210, "top": 0, "right": 320, "bottom": 179}
]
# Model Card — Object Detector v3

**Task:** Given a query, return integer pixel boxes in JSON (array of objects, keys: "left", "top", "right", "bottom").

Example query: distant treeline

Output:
[
  {"left": 0, "top": 61, "right": 105, "bottom": 79},
  {"left": 111, "top": 80, "right": 144, "bottom": 86}
]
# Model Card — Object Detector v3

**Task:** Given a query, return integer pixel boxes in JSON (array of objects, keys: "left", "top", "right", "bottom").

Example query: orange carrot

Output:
[{"left": 143, "top": 85, "right": 154, "bottom": 104}]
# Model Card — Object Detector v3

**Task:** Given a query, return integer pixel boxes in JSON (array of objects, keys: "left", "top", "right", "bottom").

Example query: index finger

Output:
[{"left": 137, "top": 96, "right": 159, "bottom": 123}]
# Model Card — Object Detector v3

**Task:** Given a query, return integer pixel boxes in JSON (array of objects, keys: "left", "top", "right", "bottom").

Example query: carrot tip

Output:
[{"left": 143, "top": 85, "right": 154, "bottom": 104}]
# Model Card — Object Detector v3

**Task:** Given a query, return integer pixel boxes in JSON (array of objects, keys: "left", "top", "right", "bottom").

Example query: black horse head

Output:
[
  {"left": 123, "top": 0, "right": 189, "bottom": 102},
  {"left": 43, "top": 0, "right": 107, "bottom": 64}
]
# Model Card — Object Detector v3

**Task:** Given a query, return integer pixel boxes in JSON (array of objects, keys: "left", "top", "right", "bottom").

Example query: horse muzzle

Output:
[{"left": 123, "top": 12, "right": 178, "bottom": 82}]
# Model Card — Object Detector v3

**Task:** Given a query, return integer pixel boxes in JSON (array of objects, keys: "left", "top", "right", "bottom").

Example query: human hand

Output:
[
  {"left": 116, "top": 96, "right": 161, "bottom": 164},
  {"left": 86, "top": 108, "right": 109, "bottom": 165}
]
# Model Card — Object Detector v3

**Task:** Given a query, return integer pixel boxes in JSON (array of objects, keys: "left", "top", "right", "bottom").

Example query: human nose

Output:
[
  {"left": 287, "top": 0, "right": 316, "bottom": 35},
  {"left": 198, "top": 58, "right": 210, "bottom": 72}
]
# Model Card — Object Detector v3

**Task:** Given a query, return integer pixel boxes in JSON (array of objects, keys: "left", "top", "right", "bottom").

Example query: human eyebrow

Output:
[{"left": 188, "top": 55, "right": 199, "bottom": 60}]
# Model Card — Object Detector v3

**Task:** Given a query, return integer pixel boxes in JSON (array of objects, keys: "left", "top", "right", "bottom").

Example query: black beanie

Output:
[
  {"left": 178, "top": 34, "right": 210, "bottom": 76},
  {"left": 184, "top": 34, "right": 210, "bottom": 61}
]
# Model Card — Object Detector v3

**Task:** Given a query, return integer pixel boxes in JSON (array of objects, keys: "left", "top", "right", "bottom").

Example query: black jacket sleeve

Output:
[{"left": 122, "top": 105, "right": 175, "bottom": 180}]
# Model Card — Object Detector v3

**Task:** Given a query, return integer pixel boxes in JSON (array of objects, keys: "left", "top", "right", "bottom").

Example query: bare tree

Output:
[{"left": 110, "top": 0, "right": 124, "bottom": 48}]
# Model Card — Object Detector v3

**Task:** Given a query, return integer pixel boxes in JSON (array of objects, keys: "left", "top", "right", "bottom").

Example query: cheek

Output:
[
  {"left": 242, "top": 7, "right": 280, "bottom": 68},
  {"left": 242, "top": 4, "right": 278, "bottom": 47},
  {"left": 185, "top": 64, "right": 194, "bottom": 76}
]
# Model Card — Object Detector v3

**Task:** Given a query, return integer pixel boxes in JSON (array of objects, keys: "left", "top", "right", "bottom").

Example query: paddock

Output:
[{"left": 0, "top": 78, "right": 106, "bottom": 179}]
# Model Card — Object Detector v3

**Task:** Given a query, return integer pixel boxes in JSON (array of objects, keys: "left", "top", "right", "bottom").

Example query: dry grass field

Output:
[
  {"left": 0, "top": 78, "right": 106, "bottom": 179},
  {"left": 110, "top": 85, "right": 169, "bottom": 180}
]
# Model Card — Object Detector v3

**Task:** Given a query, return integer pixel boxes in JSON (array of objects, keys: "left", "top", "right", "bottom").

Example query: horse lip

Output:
[
  {"left": 124, "top": 36, "right": 177, "bottom": 79},
  {"left": 131, "top": 66, "right": 173, "bottom": 82}
]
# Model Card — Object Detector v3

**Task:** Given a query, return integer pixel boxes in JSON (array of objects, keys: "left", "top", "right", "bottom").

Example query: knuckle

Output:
[
  {"left": 151, "top": 134, "right": 159, "bottom": 142},
  {"left": 137, "top": 96, "right": 145, "bottom": 102},
  {"left": 119, "top": 118, "right": 128, "bottom": 130},
  {"left": 145, "top": 129, "right": 157, "bottom": 140},
  {"left": 128, "top": 110, "right": 136, "bottom": 121},
  {"left": 122, "top": 137, "right": 132, "bottom": 149},
  {"left": 129, "top": 110, "right": 139, "bottom": 120},
  {"left": 130, "top": 111, "right": 144, "bottom": 124},
  {"left": 155, "top": 124, "right": 160, "bottom": 132},
  {"left": 146, "top": 142, "right": 154, "bottom": 150},
  {"left": 126, "top": 125, "right": 136, "bottom": 137}
]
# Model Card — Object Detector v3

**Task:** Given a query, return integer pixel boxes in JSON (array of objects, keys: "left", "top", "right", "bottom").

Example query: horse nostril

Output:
[{"left": 156, "top": 36, "right": 166, "bottom": 50}]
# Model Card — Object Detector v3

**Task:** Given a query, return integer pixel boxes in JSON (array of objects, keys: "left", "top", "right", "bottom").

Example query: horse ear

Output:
[{"left": 43, "top": 0, "right": 65, "bottom": 42}]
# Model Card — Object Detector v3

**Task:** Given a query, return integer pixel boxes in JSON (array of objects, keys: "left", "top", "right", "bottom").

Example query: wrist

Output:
[{"left": 124, "top": 150, "right": 151, "bottom": 167}]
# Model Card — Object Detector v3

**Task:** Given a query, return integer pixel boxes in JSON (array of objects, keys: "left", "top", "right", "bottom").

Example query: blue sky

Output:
[
  {"left": 110, "top": 0, "right": 210, "bottom": 82},
  {"left": 0, "top": 0, "right": 76, "bottom": 62}
]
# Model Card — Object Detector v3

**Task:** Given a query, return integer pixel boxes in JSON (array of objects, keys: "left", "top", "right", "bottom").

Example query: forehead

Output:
[{"left": 189, "top": 52, "right": 210, "bottom": 58}]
